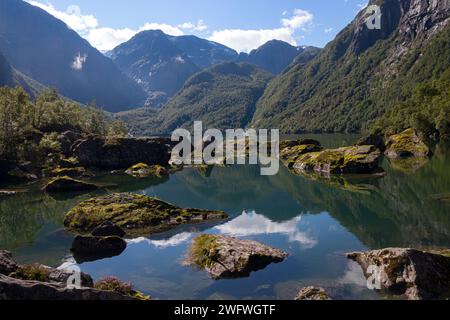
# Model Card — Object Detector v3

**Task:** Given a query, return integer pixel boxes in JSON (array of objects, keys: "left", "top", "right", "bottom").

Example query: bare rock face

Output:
[
  {"left": 186, "top": 234, "right": 288, "bottom": 279},
  {"left": 0, "top": 251, "right": 18, "bottom": 275},
  {"left": 72, "top": 136, "right": 174, "bottom": 169},
  {"left": 295, "top": 287, "right": 331, "bottom": 300},
  {"left": 347, "top": 248, "right": 450, "bottom": 300},
  {"left": 385, "top": 128, "right": 430, "bottom": 159}
]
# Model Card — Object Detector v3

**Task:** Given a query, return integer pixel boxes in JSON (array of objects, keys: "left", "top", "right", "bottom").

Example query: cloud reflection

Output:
[{"left": 214, "top": 211, "right": 318, "bottom": 249}]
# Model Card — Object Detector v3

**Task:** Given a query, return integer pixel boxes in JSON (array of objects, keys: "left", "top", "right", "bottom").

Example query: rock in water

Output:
[
  {"left": 280, "top": 139, "right": 323, "bottom": 168},
  {"left": 293, "top": 145, "right": 382, "bottom": 175},
  {"left": 347, "top": 248, "right": 450, "bottom": 300},
  {"left": 43, "top": 176, "right": 99, "bottom": 193},
  {"left": 385, "top": 128, "right": 430, "bottom": 159},
  {"left": 92, "top": 222, "right": 126, "bottom": 238},
  {"left": 72, "top": 136, "right": 174, "bottom": 169},
  {"left": 356, "top": 134, "right": 386, "bottom": 152},
  {"left": 125, "top": 163, "right": 168, "bottom": 178},
  {"left": 186, "top": 234, "right": 288, "bottom": 279},
  {"left": 71, "top": 236, "right": 127, "bottom": 263},
  {"left": 64, "top": 193, "right": 228, "bottom": 236},
  {"left": 295, "top": 287, "right": 331, "bottom": 300}
]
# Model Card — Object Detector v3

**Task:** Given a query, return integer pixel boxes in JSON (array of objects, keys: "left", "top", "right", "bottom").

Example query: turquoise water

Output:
[{"left": 1, "top": 135, "right": 449, "bottom": 300}]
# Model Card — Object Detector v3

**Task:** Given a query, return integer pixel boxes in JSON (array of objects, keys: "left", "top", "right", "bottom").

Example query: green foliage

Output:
[
  {"left": 252, "top": 19, "right": 450, "bottom": 137},
  {"left": 94, "top": 276, "right": 151, "bottom": 300},
  {"left": 9, "top": 264, "right": 51, "bottom": 282},
  {"left": 0, "top": 87, "right": 129, "bottom": 163},
  {"left": 118, "top": 62, "right": 273, "bottom": 136}
]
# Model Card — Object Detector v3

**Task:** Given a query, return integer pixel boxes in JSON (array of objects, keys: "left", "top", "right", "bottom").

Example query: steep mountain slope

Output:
[
  {"left": 238, "top": 40, "right": 319, "bottom": 74},
  {"left": 0, "top": 51, "right": 14, "bottom": 87},
  {"left": 252, "top": 0, "right": 450, "bottom": 134},
  {"left": 110, "top": 30, "right": 238, "bottom": 107},
  {"left": 0, "top": 0, "right": 145, "bottom": 111},
  {"left": 118, "top": 62, "right": 273, "bottom": 136}
]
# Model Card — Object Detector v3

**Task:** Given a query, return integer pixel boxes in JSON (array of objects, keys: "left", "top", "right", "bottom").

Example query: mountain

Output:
[
  {"left": 0, "top": 51, "right": 14, "bottom": 87},
  {"left": 110, "top": 30, "right": 238, "bottom": 107},
  {"left": 238, "top": 40, "right": 319, "bottom": 74},
  {"left": 0, "top": 0, "right": 146, "bottom": 111},
  {"left": 252, "top": 0, "right": 450, "bottom": 134},
  {"left": 117, "top": 62, "right": 273, "bottom": 136}
]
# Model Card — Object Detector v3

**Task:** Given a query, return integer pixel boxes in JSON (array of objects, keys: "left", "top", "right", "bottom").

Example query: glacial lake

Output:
[{"left": 1, "top": 134, "right": 449, "bottom": 300}]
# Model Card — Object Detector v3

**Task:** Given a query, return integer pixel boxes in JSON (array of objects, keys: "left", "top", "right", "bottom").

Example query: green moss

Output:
[
  {"left": 386, "top": 129, "right": 430, "bottom": 157},
  {"left": 94, "top": 276, "right": 151, "bottom": 300},
  {"left": 64, "top": 193, "right": 228, "bottom": 236},
  {"left": 126, "top": 163, "right": 168, "bottom": 178},
  {"left": 189, "top": 234, "right": 219, "bottom": 268},
  {"left": 44, "top": 176, "right": 99, "bottom": 193},
  {"left": 9, "top": 264, "right": 51, "bottom": 282}
]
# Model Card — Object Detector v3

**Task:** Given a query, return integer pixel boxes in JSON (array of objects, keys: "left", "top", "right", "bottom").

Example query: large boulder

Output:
[
  {"left": 185, "top": 234, "right": 288, "bottom": 279},
  {"left": 92, "top": 222, "right": 126, "bottom": 238},
  {"left": 0, "top": 251, "right": 18, "bottom": 275},
  {"left": 280, "top": 139, "right": 323, "bottom": 168},
  {"left": 71, "top": 236, "right": 127, "bottom": 263},
  {"left": 72, "top": 136, "right": 174, "bottom": 169},
  {"left": 64, "top": 193, "right": 228, "bottom": 237},
  {"left": 293, "top": 145, "right": 382, "bottom": 175},
  {"left": 347, "top": 248, "right": 450, "bottom": 300},
  {"left": 295, "top": 287, "right": 331, "bottom": 300},
  {"left": 43, "top": 176, "right": 99, "bottom": 193},
  {"left": 356, "top": 134, "right": 386, "bottom": 152},
  {"left": 385, "top": 129, "right": 430, "bottom": 159}
]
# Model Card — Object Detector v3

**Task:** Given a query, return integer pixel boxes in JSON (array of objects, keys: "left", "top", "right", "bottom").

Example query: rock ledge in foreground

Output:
[{"left": 186, "top": 234, "right": 288, "bottom": 279}]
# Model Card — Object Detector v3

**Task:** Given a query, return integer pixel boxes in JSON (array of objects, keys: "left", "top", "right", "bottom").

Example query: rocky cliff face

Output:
[{"left": 252, "top": 0, "right": 450, "bottom": 133}]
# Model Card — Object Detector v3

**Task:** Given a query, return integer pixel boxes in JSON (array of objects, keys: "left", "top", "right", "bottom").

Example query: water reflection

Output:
[{"left": 214, "top": 211, "right": 317, "bottom": 249}]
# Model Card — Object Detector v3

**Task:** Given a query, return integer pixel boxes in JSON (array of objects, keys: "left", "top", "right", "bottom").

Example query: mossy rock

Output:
[
  {"left": 125, "top": 163, "right": 169, "bottom": 179},
  {"left": 385, "top": 128, "right": 430, "bottom": 159},
  {"left": 293, "top": 145, "right": 382, "bottom": 174},
  {"left": 64, "top": 193, "right": 228, "bottom": 236},
  {"left": 46, "top": 166, "right": 91, "bottom": 178},
  {"left": 43, "top": 176, "right": 99, "bottom": 193},
  {"left": 281, "top": 142, "right": 323, "bottom": 168}
]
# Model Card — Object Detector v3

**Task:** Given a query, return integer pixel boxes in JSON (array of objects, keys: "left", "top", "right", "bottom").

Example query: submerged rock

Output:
[
  {"left": 295, "top": 287, "right": 331, "bottom": 300},
  {"left": 385, "top": 129, "right": 430, "bottom": 159},
  {"left": 281, "top": 139, "right": 323, "bottom": 168},
  {"left": 125, "top": 163, "right": 168, "bottom": 179},
  {"left": 186, "top": 234, "right": 288, "bottom": 279},
  {"left": 71, "top": 236, "right": 127, "bottom": 263},
  {"left": 293, "top": 145, "right": 382, "bottom": 175},
  {"left": 72, "top": 136, "right": 174, "bottom": 169},
  {"left": 64, "top": 193, "right": 228, "bottom": 236},
  {"left": 43, "top": 176, "right": 99, "bottom": 193},
  {"left": 0, "top": 250, "right": 138, "bottom": 300},
  {"left": 92, "top": 222, "right": 126, "bottom": 237},
  {"left": 347, "top": 248, "right": 450, "bottom": 300}
]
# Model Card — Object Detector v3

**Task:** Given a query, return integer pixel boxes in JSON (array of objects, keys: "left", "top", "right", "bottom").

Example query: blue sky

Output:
[{"left": 26, "top": 0, "right": 369, "bottom": 52}]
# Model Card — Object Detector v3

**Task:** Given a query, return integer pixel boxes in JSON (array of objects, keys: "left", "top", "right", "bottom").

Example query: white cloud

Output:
[
  {"left": 208, "top": 9, "right": 313, "bottom": 53},
  {"left": 179, "top": 20, "right": 208, "bottom": 32},
  {"left": 26, "top": 1, "right": 314, "bottom": 54},
  {"left": 128, "top": 233, "right": 193, "bottom": 248},
  {"left": 26, "top": 1, "right": 201, "bottom": 52},
  {"left": 26, "top": 1, "right": 98, "bottom": 33},
  {"left": 71, "top": 52, "right": 87, "bottom": 70},
  {"left": 324, "top": 27, "right": 334, "bottom": 33}
]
